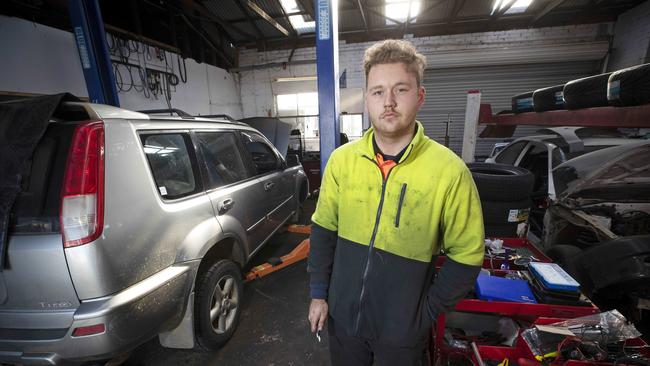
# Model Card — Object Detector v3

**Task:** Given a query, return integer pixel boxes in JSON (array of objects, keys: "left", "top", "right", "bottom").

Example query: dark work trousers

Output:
[{"left": 327, "top": 316, "right": 429, "bottom": 366}]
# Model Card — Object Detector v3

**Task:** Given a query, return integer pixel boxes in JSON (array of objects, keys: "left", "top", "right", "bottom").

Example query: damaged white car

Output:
[{"left": 541, "top": 140, "right": 650, "bottom": 332}]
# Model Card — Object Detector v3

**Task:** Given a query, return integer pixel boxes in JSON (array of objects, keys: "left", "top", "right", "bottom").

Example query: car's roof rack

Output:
[
  {"left": 197, "top": 114, "right": 236, "bottom": 121},
  {"left": 137, "top": 108, "right": 194, "bottom": 118}
]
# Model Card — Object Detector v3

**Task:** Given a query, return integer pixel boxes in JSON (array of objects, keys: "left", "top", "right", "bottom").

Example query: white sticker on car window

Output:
[{"left": 159, "top": 186, "right": 168, "bottom": 196}]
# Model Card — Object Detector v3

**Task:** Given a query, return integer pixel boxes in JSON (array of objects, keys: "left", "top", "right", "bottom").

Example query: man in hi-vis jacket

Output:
[{"left": 307, "top": 39, "right": 485, "bottom": 365}]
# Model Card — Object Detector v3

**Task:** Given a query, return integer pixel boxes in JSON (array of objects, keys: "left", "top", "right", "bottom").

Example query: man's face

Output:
[{"left": 366, "top": 63, "right": 425, "bottom": 138}]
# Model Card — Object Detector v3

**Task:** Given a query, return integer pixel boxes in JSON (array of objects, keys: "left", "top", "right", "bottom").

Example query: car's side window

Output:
[
  {"left": 495, "top": 141, "right": 528, "bottom": 165},
  {"left": 518, "top": 143, "right": 549, "bottom": 194},
  {"left": 142, "top": 133, "right": 201, "bottom": 199},
  {"left": 239, "top": 131, "right": 281, "bottom": 176},
  {"left": 196, "top": 131, "right": 250, "bottom": 189}
]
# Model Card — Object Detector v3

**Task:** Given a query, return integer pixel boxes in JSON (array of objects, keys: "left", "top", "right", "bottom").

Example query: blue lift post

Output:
[
  {"left": 315, "top": 0, "right": 340, "bottom": 173},
  {"left": 68, "top": 0, "right": 120, "bottom": 106}
]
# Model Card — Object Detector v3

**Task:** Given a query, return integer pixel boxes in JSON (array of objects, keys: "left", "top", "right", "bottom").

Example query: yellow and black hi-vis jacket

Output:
[{"left": 308, "top": 121, "right": 485, "bottom": 347}]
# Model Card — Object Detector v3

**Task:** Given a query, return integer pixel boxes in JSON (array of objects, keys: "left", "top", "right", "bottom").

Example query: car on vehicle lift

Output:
[
  {"left": 0, "top": 99, "right": 309, "bottom": 365},
  {"left": 541, "top": 140, "right": 650, "bottom": 333},
  {"left": 485, "top": 126, "right": 641, "bottom": 237}
]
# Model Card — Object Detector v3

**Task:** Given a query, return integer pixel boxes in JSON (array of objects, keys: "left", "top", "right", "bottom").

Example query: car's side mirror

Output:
[{"left": 287, "top": 154, "right": 300, "bottom": 167}]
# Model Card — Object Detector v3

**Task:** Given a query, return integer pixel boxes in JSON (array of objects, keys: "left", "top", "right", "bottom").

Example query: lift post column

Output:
[
  {"left": 68, "top": 0, "right": 120, "bottom": 106},
  {"left": 315, "top": 0, "right": 340, "bottom": 173}
]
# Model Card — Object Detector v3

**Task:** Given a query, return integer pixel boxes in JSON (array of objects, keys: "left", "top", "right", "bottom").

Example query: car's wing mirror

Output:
[{"left": 287, "top": 153, "right": 301, "bottom": 167}]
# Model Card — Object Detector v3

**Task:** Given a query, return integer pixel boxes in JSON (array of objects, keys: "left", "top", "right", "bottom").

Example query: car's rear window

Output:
[
  {"left": 9, "top": 123, "right": 77, "bottom": 234},
  {"left": 141, "top": 133, "right": 202, "bottom": 200}
]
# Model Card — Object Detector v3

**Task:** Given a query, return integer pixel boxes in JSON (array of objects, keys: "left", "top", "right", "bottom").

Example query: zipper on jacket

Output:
[
  {"left": 354, "top": 157, "right": 393, "bottom": 335},
  {"left": 394, "top": 183, "right": 407, "bottom": 228}
]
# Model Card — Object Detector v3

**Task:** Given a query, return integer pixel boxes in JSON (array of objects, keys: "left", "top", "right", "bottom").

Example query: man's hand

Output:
[{"left": 308, "top": 299, "right": 328, "bottom": 333}]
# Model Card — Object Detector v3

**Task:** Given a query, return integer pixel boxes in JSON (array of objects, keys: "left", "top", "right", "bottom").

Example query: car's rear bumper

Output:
[{"left": 0, "top": 262, "right": 198, "bottom": 365}]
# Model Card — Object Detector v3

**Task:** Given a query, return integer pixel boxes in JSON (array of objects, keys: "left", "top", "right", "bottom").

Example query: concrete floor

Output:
[{"left": 123, "top": 199, "right": 331, "bottom": 366}]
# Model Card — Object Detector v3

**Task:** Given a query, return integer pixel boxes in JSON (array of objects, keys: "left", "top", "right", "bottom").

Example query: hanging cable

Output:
[{"left": 177, "top": 54, "right": 187, "bottom": 83}]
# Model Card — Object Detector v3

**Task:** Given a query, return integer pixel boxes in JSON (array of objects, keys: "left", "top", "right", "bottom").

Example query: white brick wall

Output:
[
  {"left": 237, "top": 23, "right": 609, "bottom": 118},
  {"left": 609, "top": 1, "right": 650, "bottom": 71}
]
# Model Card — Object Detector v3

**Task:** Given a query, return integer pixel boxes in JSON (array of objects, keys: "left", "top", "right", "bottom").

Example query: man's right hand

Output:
[{"left": 308, "top": 299, "right": 328, "bottom": 333}]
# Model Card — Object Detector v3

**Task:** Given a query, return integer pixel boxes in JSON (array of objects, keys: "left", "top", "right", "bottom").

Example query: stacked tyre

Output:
[{"left": 467, "top": 163, "right": 535, "bottom": 237}]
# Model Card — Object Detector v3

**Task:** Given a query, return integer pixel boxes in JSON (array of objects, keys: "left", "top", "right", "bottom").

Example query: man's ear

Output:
[{"left": 417, "top": 86, "right": 426, "bottom": 108}]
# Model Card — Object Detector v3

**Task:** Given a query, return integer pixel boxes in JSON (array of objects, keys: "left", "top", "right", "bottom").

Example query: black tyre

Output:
[
  {"left": 194, "top": 259, "right": 243, "bottom": 350},
  {"left": 481, "top": 198, "right": 531, "bottom": 226},
  {"left": 563, "top": 73, "right": 612, "bottom": 110},
  {"left": 533, "top": 85, "right": 565, "bottom": 112},
  {"left": 467, "top": 162, "right": 534, "bottom": 202},
  {"left": 511, "top": 91, "right": 535, "bottom": 113},
  {"left": 546, "top": 245, "right": 582, "bottom": 279},
  {"left": 607, "top": 63, "right": 650, "bottom": 107},
  {"left": 484, "top": 223, "right": 518, "bottom": 238}
]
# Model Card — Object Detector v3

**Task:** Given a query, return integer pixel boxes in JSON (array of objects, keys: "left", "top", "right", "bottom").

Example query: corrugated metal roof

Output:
[{"left": 202, "top": 0, "right": 245, "bottom": 21}]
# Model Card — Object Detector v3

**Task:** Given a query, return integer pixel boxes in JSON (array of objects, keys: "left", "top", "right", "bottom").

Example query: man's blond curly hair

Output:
[{"left": 363, "top": 39, "right": 427, "bottom": 87}]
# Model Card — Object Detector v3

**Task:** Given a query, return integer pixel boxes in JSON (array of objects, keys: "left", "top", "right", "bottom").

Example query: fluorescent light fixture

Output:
[
  {"left": 275, "top": 76, "right": 317, "bottom": 82},
  {"left": 492, "top": 0, "right": 533, "bottom": 15},
  {"left": 280, "top": 0, "right": 315, "bottom": 34},
  {"left": 385, "top": 0, "right": 421, "bottom": 25}
]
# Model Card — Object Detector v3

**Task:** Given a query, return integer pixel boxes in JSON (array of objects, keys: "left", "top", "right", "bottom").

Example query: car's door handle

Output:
[
  {"left": 218, "top": 198, "right": 235, "bottom": 214},
  {"left": 264, "top": 182, "right": 275, "bottom": 191}
]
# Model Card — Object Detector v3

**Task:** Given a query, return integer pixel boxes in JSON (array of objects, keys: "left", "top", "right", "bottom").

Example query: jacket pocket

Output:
[{"left": 395, "top": 183, "right": 407, "bottom": 228}]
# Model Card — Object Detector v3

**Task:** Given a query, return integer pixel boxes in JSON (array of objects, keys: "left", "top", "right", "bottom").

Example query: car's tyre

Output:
[
  {"left": 563, "top": 73, "right": 612, "bottom": 109},
  {"left": 481, "top": 198, "right": 531, "bottom": 226},
  {"left": 194, "top": 259, "right": 243, "bottom": 350},
  {"left": 533, "top": 85, "right": 565, "bottom": 112},
  {"left": 511, "top": 91, "right": 535, "bottom": 113},
  {"left": 484, "top": 223, "right": 519, "bottom": 238},
  {"left": 467, "top": 163, "right": 534, "bottom": 202},
  {"left": 607, "top": 63, "right": 650, "bottom": 107},
  {"left": 546, "top": 245, "right": 582, "bottom": 279}
]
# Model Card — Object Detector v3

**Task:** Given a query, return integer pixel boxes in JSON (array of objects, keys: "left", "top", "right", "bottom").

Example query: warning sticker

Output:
[
  {"left": 508, "top": 208, "right": 530, "bottom": 223},
  {"left": 318, "top": 0, "right": 330, "bottom": 40}
]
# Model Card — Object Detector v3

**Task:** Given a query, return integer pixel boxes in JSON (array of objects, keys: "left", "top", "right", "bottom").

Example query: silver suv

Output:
[{"left": 0, "top": 101, "right": 308, "bottom": 365}]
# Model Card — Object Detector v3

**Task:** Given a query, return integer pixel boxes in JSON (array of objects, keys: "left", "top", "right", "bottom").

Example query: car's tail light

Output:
[
  {"left": 61, "top": 121, "right": 105, "bottom": 248},
  {"left": 72, "top": 323, "right": 105, "bottom": 337}
]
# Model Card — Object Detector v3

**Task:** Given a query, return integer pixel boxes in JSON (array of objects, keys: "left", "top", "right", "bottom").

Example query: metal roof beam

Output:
[
  {"left": 232, "top": 0, "right": 266, "bottom": 40},
  {"left": 247, "top": 0, "right": 290, "bottom": 36},
  {"left": 357, "top": 0, "right": 369, "bottom": 33},
  {"left": 180, "top": 14, "right": 234, "bottom": 67},
  {"left": 276, "top": 0, "right": 298, "bottom": 36}
]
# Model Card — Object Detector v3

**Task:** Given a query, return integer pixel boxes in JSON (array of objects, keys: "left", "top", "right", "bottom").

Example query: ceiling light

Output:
[
  {"left": 275, "top": 76, "right": 317, "bottom": 82},
  {"left": 492, "top": 0, "right": 533, "bottom": 15}
]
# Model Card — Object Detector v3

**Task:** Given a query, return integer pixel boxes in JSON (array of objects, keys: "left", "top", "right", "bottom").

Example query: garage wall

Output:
[
  {"left": 608, "top": 0, "right": 650, "bottom": 71},
  {"left": 0, "top": 15, "right": 243, "bottom": 118},
  {"left": 238, "top": 23, "right": 611, "bottom": 149}
]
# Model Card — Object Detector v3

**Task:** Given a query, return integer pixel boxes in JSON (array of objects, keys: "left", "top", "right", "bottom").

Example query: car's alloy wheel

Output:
[{"left": 208, "top": 274, "right": 239, "bottom": 334}]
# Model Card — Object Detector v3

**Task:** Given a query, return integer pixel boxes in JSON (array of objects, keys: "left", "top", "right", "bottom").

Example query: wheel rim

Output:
[{"left": 208, "top": 275, "right": 239, "bottom": 334}]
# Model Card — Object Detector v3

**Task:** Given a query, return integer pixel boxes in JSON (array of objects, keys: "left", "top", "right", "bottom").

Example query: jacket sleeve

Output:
[
  {"left": 427, "top": 166, "right": 485, "bottom": 319},
  {"left": 307, "top": 154, "right": 340, "bottom": 300}
]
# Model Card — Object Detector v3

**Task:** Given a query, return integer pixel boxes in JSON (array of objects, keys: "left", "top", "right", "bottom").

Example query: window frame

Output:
[
  {"left": 237, "top": 130, "right": 285, "bottom": 177},
  {"left": 139, "top": 130, "right": 204, "bottom": 201}
]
